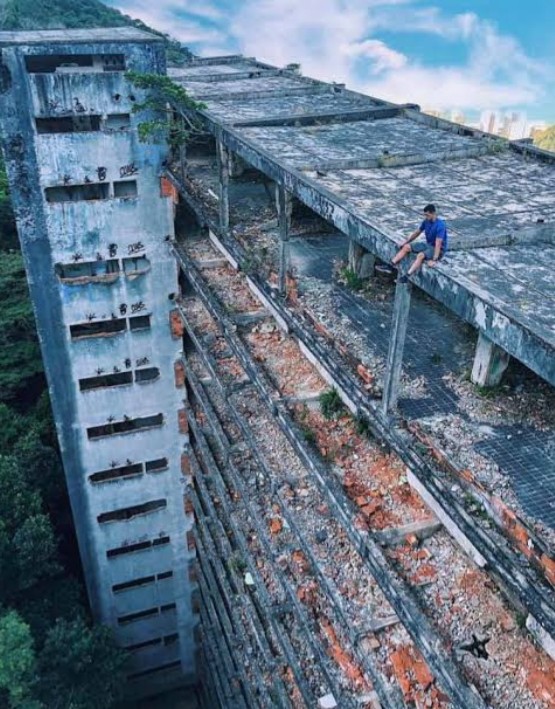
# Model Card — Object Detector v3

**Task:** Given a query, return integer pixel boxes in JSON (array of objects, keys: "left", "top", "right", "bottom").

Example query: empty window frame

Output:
[
  {"left": 45, "top": 183, "right": 109, "bottom": 203},
  {"left": 118, "top": 603, "right": 176, "bottom": 625},
  {"left": 114, "top": 180, "right": 138, "bottom": 198},
  {"left": 112, "top": 570, "right": 173, "bottom": 594},
  {"left": 107, "top": 536, "right": 170, "bottom": 559},
  {"left": 87, "top": 413, "right": 164, "bottom": 440},
  {"left": 56, "top": 259, "right": 120, "bottom": 284},
  {"left": 125, "top": 633, "right": 179, "bottom": 652},
  {"left": 105, "top": 113, "right": 131, "bottom": 131},
  {"left": 70, "top": 317, "right": 126, "bottom": 340},
  {"left": 128, "top": 660, "right": 181, "bottom": 680},
  {"left": 79, "top": 371, "right": 132, "bottom": 392},
  {"left": 25, "top": 54, "right": 125, "bottom": 74},
  {"left": 89, "top": 462, "right": 143, "bottom": 484},
  {"left": 145, "top": 458, "right": 168, "bottom": 474},
  {"left": 129, "top": 314, "right": 151, "bottom": 331},
  {"left": 36, "top": 115, "right": 101, "bottom": 134},
  {"left": 97, "top": 499, "right": 167, "bottom": 524},
  {"left": 89, "top": 457, "right": 168, "bottom": 485},
  {"left": 123, "top": 256, "right": 150, "bottom": 277},
  {"left": 135, "top": 367, "right": 160, "bottom": 384}
]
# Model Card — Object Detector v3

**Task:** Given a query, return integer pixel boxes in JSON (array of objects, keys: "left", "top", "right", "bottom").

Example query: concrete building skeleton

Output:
[
  {"left": 0, "top": 28, "right": 197, "bottom": 699},
  {"left": 1, "top": 26, "right": 555, "bottom": 706}
]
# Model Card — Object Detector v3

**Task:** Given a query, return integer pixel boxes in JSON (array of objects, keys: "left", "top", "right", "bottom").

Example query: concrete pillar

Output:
[
  {"left": 217, "top": 140, "right": 230, "bottom": 232},
  {"left": 471, "top": 332, "right": 510, "bottom": 387},
  {"left": 382, "top": 277, "right": 412, "bottom": 415},
  {"left": 348, "top": 239, "right": 375, "bottom": 278},
  {"left": 179, "top": 117, "right": 187, "bottom": 185},
  {"left": 276, "top": 184, "right": 293, "bottom": 296}
]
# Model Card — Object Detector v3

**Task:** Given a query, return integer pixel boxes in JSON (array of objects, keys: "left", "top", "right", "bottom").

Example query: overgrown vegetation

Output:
[
  {"left": 319, "top": 388, "right": 345, "bottom": 420},
  {"left": 533, "top": 124, "right": 555, "bottom": 153},
  {"left": 0, "top": 259, "right": 127, "bottom": 708},
  {"left": 339, "top": 266, "right": 364, "bottom": 292},
  {"left": 126, "top": 71, "right": 206, "bottom": 150}
]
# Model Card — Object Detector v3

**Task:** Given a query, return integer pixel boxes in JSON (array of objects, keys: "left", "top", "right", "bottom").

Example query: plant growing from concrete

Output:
[
  {"left": 339, "top": 267, "right": 364, "bottom": 292},
  {"left": 126, "top": 71, "right": 206, "bottom": 150},
  {"left": 319, "top": 388, "right": 344, "bottom": 420}
]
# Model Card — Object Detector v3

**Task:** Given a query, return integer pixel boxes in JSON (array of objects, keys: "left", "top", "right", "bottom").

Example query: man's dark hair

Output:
[{"left": 423, "top": 204, "right": 436, "bottom": 214}]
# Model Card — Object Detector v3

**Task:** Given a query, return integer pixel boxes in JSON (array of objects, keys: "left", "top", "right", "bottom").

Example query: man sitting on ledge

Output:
[{"left": 377, "top": 204, "right": 448, "bottom": 283}]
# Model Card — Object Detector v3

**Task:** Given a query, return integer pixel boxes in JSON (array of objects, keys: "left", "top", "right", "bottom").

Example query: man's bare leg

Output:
[
  {"left": 392, "top": 243, "right": 411, "bottom": 265},
  {"left": 407, "top": 252, "right": 426, "bottom": 275}
]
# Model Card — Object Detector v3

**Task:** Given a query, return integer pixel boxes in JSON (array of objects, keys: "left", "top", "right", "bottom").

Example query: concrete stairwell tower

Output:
[{"left": 0, "top": 27, "right": 197, "bottom": 700}]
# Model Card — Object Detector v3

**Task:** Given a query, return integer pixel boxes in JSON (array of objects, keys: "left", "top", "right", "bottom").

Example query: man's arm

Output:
[{"left": 403, "top": 228, "right": 422, "bottom": 246}]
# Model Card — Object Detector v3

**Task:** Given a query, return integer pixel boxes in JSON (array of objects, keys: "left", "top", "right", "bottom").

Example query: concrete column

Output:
[
  {"left": 348, "top": 239, "right": 375, "bottom": 279},
  {"left": 471, "top": 332, "right": 510, "bottom": 387},
  {"left": 276, "top": 184, "right": 293, "bottom": 296},
  {"left": 179, "top": 117, "right": 187, "bottom": 185},
  {"left": 382, "top": 277, "right": 412, "bottom": 415},
  {"left": 217, "top": 140, "right": 230, "bottom": 232}
]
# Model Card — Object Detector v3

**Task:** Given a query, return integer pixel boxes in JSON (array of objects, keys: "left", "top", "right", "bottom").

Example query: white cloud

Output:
[{"left": 109, "top": 0, "right": 548, "bottom": 114}]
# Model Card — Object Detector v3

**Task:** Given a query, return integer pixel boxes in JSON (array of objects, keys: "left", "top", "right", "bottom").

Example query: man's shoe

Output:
[
  {"left": 375, "top": 263, "right": 396, "bottom": 274},
  {"left": 399, "top": 274, "right": 409, "bottom": 284}
]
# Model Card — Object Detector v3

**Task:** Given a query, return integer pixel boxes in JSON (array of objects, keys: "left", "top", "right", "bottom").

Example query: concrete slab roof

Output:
[
  {"left": 0, "top": 27, "right": 162, "bottom": 46},
  {"left": 171, "top": 55, "right": 555, "bottom": 385}
]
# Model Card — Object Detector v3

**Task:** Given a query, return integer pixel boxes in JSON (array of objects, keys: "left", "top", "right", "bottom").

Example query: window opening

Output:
[
  {"left": 45, "top": 183, "right": 109, "bottom": 203},
  {"left": 135, "top": 367, "right": 160, "bottom": 384},
  {"left": 56, "top": 259, "right": 119, "bottom": 284},
  {"left": 105, "top": 114, "right": 131, "bottom": 131},
  {"left": 118, "top": 607, "right": 159, "bottom": 625},
  {"left": 89, "top": 463, "right": 143, "bottom": 485},
  {"left": 126, "top": 637, "right": 162, "bottom": 651},
  {"left": 114, "top": 180, "right": 138, "bottom": 198},
  {"left": 70, "top": 317, "right": 126, "bottom": 340},
  {"left": 97, "top": 499, "right": 167, "bottom": 524},
  {"left": 107, "top": 536, "right": 170, "bottom": 559},
  {"left": 87, "top": 413, "right": 164, "bottom": 440},
  {"left": 145, "top": 458, "right": 168, "bottom": 474},
  {"left": 112, "top": 570, "right": 172, "bottom": 594},
  {"left": 79, "top": 371, "right": 132, "bottom": 392},
  {"left": 36, "top": 115, "right": 101, "bottom": 134},
  {"left": 123, "top": 256, "right": 150, "bottom": 277},
  {"left": 129, "top": 314, "right": 151, "bottom": 331},
  {"left": 25, "top": 53, "right": 125, "bottom": 74}
]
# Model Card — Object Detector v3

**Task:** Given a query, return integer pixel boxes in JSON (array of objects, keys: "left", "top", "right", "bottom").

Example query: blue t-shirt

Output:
[{"left": 420, "top": 218, "right": 448, "bottom": 251}]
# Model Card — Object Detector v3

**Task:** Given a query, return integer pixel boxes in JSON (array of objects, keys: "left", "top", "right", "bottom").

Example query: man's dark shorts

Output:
[{"left": 411, "top": 242, "right": 445, "bottom": 260}]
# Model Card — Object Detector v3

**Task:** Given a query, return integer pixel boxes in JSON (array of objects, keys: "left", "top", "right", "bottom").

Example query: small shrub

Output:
[
  {"left": 319, "top": 388, "right": 344, "bottom": 420},
  {"left": 340, "top": 267, "right": 364, "bottom": 292}
]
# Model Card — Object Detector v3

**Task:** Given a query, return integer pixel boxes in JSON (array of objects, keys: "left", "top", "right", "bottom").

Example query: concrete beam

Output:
[
  {"left": 177, "top": 69, "right": 281, "bottom": 83},
  {"left": 382, "top": 278, "right": 412, "bottom": 415},
  {"left": 276, "top": 184, "right": 293, "bottom": 296},
  {"left": 375, "top": 518, "right": 442, "bottom": 546},
  {"left": 299, "top": 144, "right": 491, "bottom": 173},
  {"left": 197, "top": 84, "right": 333, "bottom": 102},
  {"left": 471, "top": 332, "right": 510, "bottom": 387},
  {"left": 233, "top": 104, "right": 407, "bottom": 128},
  {"left": 216, "top": 139, "right": 230, "bottom": 232}
]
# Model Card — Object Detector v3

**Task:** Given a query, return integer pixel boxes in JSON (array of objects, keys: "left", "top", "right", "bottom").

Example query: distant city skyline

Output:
[
  {"left": 423, "top": 108, "right": 549, "bottom": 141},
  {"left": 108, "top": 0, "right": 555, "bottom": 123}
]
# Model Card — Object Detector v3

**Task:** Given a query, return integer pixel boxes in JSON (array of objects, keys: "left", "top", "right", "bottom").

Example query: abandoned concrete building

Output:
[{"left": 1, "top": 25, "right": 555, "bottom": 709}]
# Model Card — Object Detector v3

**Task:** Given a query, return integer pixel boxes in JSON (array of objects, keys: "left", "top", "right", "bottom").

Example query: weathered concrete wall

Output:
[{"left": 0, "top": 34, "right": 196, "bottom": 698}]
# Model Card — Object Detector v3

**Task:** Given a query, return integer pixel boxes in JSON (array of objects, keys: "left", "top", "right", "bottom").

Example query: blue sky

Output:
[{"left": 107, "top": 0, "right": 555, "bottom": 123}]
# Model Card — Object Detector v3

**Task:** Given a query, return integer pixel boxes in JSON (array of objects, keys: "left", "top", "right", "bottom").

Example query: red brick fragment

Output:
[
  {"left": 181, "top": 453, "right": 192, "bottom": 476},
  {"left": 170, "top": 309, "right": 184, "bottom": 339},
  {"left": 178, "top": 409, "right": 189, "bottom": 434},
  {"left": 186, "top": 530, "right": 196, "bottom": 551},
  {"left": 174, "top": 360, "right": 186, "bottom": 387}
]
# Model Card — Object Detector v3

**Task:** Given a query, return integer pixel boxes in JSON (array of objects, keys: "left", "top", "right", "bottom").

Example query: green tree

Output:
[
  {"left": 0, "top": 610, "right": 40, "bottom": 708},
  {"left": 534, "top": 124, "right": 555, "bottom": 152},
  {"left": 126, "top": 71, "right": 206, "bottom": 150},
  {"left": 36, "top": 619, "right": 127, "bottom": 709},
  {"left": 0, "top": 253, "right": 43, "bottom": 405}
]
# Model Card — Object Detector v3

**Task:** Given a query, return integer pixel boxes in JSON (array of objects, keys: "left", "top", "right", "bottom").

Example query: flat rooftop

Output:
[
  {"left": 0, "top": 27, "right": 162, "bottom": 46},
  {"left": 172, "top": 56, "right": 555, "bottom": 386}
]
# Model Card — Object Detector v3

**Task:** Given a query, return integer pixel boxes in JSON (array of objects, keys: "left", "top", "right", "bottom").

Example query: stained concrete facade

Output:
[{"left": 0, "top": 28, "right": 196, "bottom": 698}]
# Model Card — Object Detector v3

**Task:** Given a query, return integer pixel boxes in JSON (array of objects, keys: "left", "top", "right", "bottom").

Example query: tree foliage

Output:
[
  {"left": 126, "top": 70, "right": 206, "bottom": 150},
  {"left": 534, "top": 124, "right": 555, "bottom": 153},
  {"left": 36, "top": 619, "right": 127, "bottom": 709},
  {"left": 0, "top": 610, "right": 39, "bottom": 709}
]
